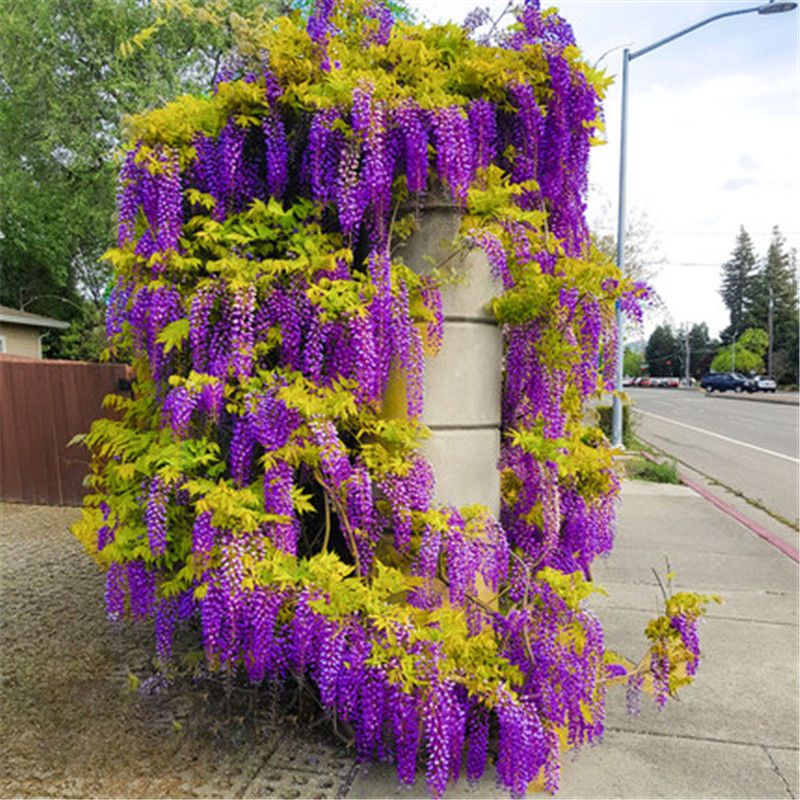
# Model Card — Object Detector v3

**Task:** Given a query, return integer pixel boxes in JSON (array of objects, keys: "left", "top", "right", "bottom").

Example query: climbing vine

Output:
[{"left": 73, "top": 1, "right": 718, "bottom": 795}]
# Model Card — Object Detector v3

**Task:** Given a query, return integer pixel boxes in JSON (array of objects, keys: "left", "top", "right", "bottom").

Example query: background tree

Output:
[
  {"left": 0, "top": 0, "right": 283, "bottom": 358},
  {"left": 623, "top": 347, "right": 644, "bottom": 377},
  {"left": 748, "top": 228, "right": 799, "bottom": 383},
  {"left": 686, "top": 322, "right": 717, "bottom": 377},
  {"left": 710, "top": 327, "right": 768, "bottom": 374},
  {"left": 645, "top": 324, "right": 678, "bottom": 377},
  {"left": 719, "top": 226, "right": 758, "bottom": 343},
  {"left": 592, "top": 204, "right": 664, "bottom": 285}
]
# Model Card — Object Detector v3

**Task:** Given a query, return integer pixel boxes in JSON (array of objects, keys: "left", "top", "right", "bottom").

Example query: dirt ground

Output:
[{"left": 0, "top": 503, "right": 356, "bottom": 799}]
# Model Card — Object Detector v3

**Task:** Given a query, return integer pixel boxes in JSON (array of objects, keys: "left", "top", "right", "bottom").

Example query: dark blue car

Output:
[{"left": 700, "top": 372, "right": 749, "bottom": 393}]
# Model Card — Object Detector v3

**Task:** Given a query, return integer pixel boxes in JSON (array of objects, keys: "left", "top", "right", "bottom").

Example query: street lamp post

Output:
[{"left": 610, "top": 0, "right": 797, "bottom": 447}]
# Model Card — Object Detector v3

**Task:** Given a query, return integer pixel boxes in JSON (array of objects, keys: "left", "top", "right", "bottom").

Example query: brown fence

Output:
[{"left": 0, "top": 356, "right": 129, "bottom": 506}]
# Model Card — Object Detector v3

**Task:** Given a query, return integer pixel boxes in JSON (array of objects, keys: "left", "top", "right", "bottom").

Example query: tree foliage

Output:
[
  {"left": 719, "top": 226, "right": 757, "bottom": 342},
  {"left": 710, "top": 327, "right": 768, "bottom": 374},
  {"left": 0, "top": 0, "right": 284, "bottom": 358},
  {"left": 719, "top": 226, "right": 798, "bottom": 382},
  {"left": 645, "top": 324, "right": 678, "bottom": 377},
  {"left": 748, "top": 228, "right": 799, "bottom": 382},
  {"left": 686, "top": 322, "right": 713, "bottom": 378},
  {"left": 623, "top": 347, "right": 643, "bottom": 377}
]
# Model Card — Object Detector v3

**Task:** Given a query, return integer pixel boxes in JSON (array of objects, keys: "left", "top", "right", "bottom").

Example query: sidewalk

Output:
[
  {"left": 347, "top": 481, "right": 799, "bottom": 799},
  {"left": 698, "top": 390, "right": 799, "bottom": 406},
  {"left": 1, "top": 484, "right": 798, "bottom": 799}
]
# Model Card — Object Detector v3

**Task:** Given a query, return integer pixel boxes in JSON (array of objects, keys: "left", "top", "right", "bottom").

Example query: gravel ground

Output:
[{"left": 0, "top": 503, "right": 356, "bottom": 799}]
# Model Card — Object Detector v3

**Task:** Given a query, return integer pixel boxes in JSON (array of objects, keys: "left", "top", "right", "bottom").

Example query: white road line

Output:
[{"left": 635, "top": 409, "right": 800, "bottom": 464}]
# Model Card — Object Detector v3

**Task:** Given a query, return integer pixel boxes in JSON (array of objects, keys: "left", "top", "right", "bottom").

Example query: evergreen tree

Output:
[
  {"left": 687, "top": 322, "right": 713, "bottom": 377},
  {"left": 749, "top": 227, "right": 799, "bottom": 382},
  {"left": 720, "top": 226, "right": 757, "bottom": 342},
  {"left": 645, "top": 324, "right": 678, "bottom": 377}
]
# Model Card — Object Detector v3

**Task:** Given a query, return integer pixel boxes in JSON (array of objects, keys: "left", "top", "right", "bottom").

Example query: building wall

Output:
[{"left": 0, "top": 323, "right": 42, "bottom": 359}]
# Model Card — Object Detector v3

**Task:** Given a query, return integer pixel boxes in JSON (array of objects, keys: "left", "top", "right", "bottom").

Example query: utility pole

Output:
[
  {"left": 768, "top": 285, "right": 774, "bottom": 377},
  {"left": 732, "top": 327, "right": 737, "bottom": 372},
  {"left": 684, "top": 329, "right": 691, "bottom": 383}
]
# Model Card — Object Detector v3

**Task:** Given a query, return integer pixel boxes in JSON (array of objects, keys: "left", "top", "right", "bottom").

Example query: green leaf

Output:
[{"left": 156, "top": 318, "right": 190, "bottom": 353}]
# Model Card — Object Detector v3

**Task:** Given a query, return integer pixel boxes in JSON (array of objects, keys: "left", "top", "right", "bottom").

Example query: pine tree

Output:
[
  {"left": 645, "top": 324, "right": 677, "bottom": 377},
  {"left": 720, "top": 226, "right": 757, "bottom": 342},
  {"left": 748, "top": 228, "right": 799, "bottom": 381},
  {"left": 688, "top": 322, "right": 712, "bottom": 377}
]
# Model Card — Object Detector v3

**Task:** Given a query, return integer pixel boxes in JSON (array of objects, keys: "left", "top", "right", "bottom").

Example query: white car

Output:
[{"left": 749, "top": 375, "right": 777, "bottom": 393}]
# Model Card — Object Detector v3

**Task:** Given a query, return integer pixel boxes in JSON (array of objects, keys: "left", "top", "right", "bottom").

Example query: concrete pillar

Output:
[{"left": 396, "top": 199, "right": 502, "bottom": 515}]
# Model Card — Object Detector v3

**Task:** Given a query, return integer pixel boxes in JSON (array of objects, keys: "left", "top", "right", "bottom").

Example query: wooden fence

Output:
[{"left": 0, "top": 356, "right": 129, "bottom": 506}]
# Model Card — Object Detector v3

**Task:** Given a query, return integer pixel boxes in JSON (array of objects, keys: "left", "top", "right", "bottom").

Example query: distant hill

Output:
[{"left": 626, "top": 339, "right": 646, "bottom": 354}]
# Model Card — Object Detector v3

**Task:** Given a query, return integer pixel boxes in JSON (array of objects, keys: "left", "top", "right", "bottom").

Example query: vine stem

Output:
[
  {"left": 651, "top": 567, "right": 669, "bottom": 604},
  {"left": 435, "top": 568, "right": 499, "bottom": 618},
  {"left": 314, "top": 469, "right": 362, "bottom": 576},
  {"left": 485, "top": 0, "right": 515, "bottom": 43},
  {"left": 323, "top": 492, "right": 331, "bottom": 553}
]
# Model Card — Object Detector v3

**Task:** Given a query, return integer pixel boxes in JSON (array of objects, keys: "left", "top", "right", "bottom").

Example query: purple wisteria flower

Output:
[{"left": 92, "top": 0, "right": 665, "bottom": 794}]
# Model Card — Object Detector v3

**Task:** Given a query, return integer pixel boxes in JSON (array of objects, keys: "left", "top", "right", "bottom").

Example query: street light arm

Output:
[{"left": 630, "top": 6, "right": 765, "bottom": 61}]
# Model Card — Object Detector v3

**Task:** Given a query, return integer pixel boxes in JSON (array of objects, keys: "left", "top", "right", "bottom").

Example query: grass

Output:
[
  {"left": 595, "top": 403, "right": 635, "bottom": 449},
  {"left": 634, "top": 437, "right": 799, "bottom": 531},
  {"left": 624, "top": 455, "right": 680, "bottom": 484}
]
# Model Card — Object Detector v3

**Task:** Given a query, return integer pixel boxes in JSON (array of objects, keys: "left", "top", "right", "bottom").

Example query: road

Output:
[{"left": 627, "top": 388, "right": 799, "bottom": 528}]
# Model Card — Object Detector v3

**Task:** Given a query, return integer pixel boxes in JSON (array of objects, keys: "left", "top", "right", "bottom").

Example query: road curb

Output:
[
  {"left": 678, "top": 474, "right": 799, "bottom": 563},
  {"left": 633, "top": 450, "right": 799, "bottom": 563},
  {"left": 700, "top": 392, "right": 799, "bottom": 407}
]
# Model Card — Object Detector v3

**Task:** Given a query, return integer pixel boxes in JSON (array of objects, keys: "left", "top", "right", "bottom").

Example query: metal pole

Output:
[
  {"left": 685, "top": 329, "right": 691, "bottom": 384},
  {"left": 732, "top": 330, "right": 737, "bottom": 372},
  {"left": 768, "top": 285, "right": 774, "bottom": 377},
  {"left": 628, "top": 6, "right": 773, "bottom": 62},
  {"left": 609, "top": 3, "right": 796, "bottom": 440},
  {"left": 611, "top": 48, "right": 630, "bottom": 449}
]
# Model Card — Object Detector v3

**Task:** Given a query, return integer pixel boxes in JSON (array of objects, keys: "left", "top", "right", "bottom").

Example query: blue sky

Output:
[{"left": 410, "top": 0, "right": 800, "bottom": 338}]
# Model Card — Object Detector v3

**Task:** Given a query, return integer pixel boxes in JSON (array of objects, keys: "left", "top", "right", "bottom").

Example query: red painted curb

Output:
[{"left": 679, "top": 474, "right": 800, "bottom": 563}]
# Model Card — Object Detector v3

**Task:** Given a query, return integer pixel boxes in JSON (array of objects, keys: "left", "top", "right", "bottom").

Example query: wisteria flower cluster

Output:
[{"left": 74, "top": 0, "right": 717, "bottom": 795}]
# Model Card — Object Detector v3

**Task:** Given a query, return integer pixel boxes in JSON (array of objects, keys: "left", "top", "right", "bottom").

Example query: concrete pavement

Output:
[
  {"left": 348, "top": 480, "right": 799, "bottom": 799},
  {"left": 2, "top": 479, "right": 797, "bottom": 799}
]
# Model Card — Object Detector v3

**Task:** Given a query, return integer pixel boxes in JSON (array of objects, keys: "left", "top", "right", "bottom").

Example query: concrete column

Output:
[{"left": 396, "top": 200, "right": 502, "bottom": 515}]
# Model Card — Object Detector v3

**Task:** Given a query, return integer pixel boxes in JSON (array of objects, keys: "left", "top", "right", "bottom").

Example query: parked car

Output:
[
  {"left": 649, "top": 377, "right": 679, "bottom": 388},
  {"left": 700, "top": 372, "right": 749, "bottom": 393},
  {"left": 747, "top": 374, "right": 777, "bottom": 393}
]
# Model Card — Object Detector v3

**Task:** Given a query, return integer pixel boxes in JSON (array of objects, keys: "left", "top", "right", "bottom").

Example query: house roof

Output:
[{"left": 0, "top": 304, "right": 70, "bottom": 330}]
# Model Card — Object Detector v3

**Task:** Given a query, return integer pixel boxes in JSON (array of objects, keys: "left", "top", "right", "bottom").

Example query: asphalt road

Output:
[{"left": 627, "top": 388, "right": 800, "bottom": 528}]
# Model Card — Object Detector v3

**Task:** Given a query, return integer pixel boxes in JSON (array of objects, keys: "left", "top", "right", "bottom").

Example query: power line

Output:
[
  {"left": 648, "top": 230, "right": 800, "bottom": 237},
  {"left": 660, "top": 262, "right": 722, "bottom": 267}
]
